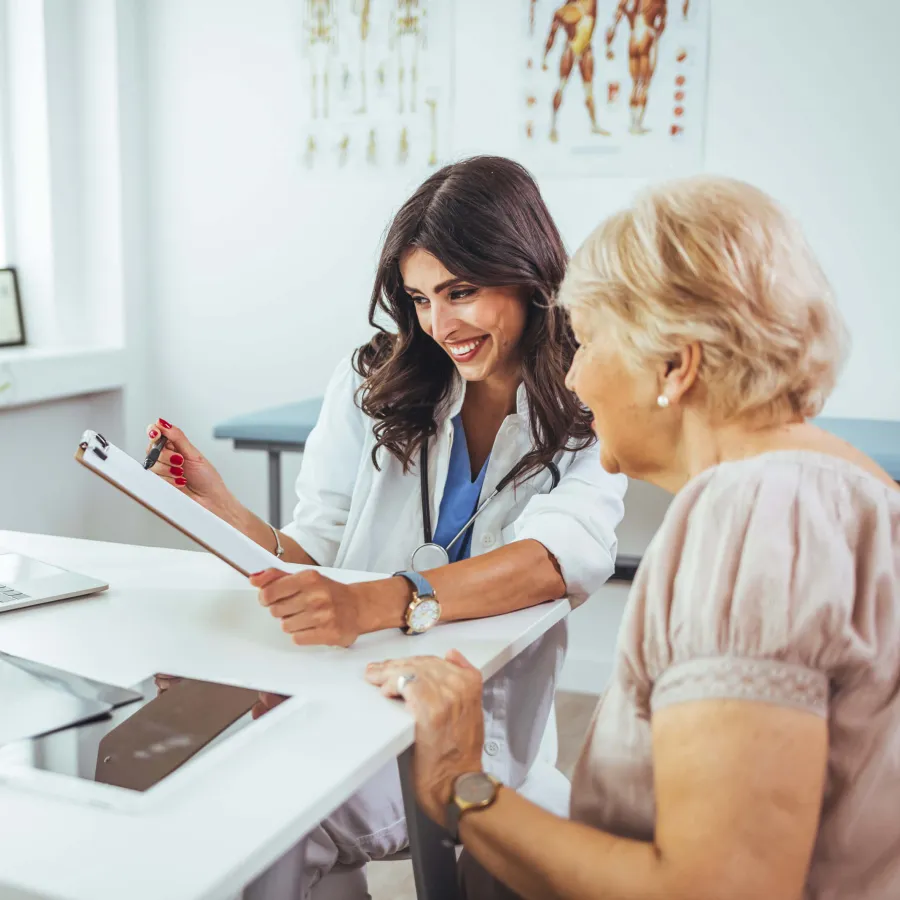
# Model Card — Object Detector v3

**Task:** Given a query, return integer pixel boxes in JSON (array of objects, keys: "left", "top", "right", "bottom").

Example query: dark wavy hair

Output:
[{"left": 353, "top": 155, "right": 594, "bottom": 480}]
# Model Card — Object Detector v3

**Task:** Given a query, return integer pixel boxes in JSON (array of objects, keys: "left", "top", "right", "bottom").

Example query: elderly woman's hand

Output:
[{"left": 366, "top": 650, "right": 485, "bottom": 825}]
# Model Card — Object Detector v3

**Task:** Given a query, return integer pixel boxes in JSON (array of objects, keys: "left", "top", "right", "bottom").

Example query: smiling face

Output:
[
  {"left": 400, "top": 248, "right": 528, "bottom": 383},
  {"left": 565, "top": 305, "right": 665, "bottom": 477}
]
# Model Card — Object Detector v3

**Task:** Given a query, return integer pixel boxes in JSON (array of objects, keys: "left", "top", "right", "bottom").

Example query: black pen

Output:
[{"left": 143, "top": 435, "right": 168, "bottom": 470}]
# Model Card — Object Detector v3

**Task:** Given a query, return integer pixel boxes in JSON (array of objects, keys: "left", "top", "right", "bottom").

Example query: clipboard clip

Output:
[{"left": 79, "top": 431, "right": 109, "bottom": 461}]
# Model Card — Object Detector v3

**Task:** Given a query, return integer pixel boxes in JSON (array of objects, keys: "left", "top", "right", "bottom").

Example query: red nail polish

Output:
[
  {"left": 170, "top": 467, "right": 184, "bottom": 477},
  {"left": 175, "top": 477, "right": 187, "bottom": 486},
  {"left": 149, "top": 429, "right": 159, "bottom": 439},
  {"left": 170, "top": 454, "right": 184, "bottom": 465},
  {"left": 158, "top": 418, "right": 173, "bottom": 429},
  {"left": 251, "top": 571, "right": 265, "bottom": 577}
]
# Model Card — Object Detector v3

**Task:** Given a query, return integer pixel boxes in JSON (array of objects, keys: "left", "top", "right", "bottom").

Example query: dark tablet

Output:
[{"left": 0, "top": 673, "right": 289, "bottom": 793}]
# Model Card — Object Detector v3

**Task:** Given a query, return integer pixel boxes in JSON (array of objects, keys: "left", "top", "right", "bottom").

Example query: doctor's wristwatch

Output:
[
  {"left": 446, "top": 772, "right": 502, "bottom": 842},
  {"left": 393, "top": 570, "right": 442, "bottom": 634}
]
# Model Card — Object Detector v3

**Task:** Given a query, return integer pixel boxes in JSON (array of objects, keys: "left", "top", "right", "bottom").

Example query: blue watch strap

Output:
[{"left": 393, "top": 570, "right": 436, "bottom": 599}]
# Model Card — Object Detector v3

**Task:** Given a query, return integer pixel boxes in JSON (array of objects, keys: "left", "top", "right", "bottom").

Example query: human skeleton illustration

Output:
[
  {"left": 391, "top": 0, "right": 427, "bottom": 114},
  {"left": 304, "top": 134, "right": 318, "bottom": 168},
  {"left": 425, "top": 98, "right": 438, "bottom": 165},
  {"left": 303, "top": 0, "right": 337, "bottom": 119},
  {"left": 353, "top": 0, "right": 371, "bottom": 113},
  {"left": 299, "top": 0, "right": 443, "bottom": 171}
]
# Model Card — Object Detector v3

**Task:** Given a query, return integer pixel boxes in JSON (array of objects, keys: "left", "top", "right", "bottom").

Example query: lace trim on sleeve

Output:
[{"left": 651, "top": 656, "right": 828, "bottom": 717}]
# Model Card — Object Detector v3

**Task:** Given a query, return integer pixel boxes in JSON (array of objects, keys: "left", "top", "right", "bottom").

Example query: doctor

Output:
[{"left": 144, "top": 155, "right": 625, "bottom": 898}]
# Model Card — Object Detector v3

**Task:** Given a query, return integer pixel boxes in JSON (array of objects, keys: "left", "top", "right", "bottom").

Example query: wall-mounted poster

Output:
[
  {"left": 298, "top": 1, "right": 453, "bottom": 174},
  {"left": 521, "top": 0, "right": 710, "bottom": 175}
]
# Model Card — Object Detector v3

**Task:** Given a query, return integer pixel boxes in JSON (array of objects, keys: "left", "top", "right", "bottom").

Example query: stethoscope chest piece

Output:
[
  {"left": 410, "top": 542, "right": 450, "bottom": 573},
  {"left": 411, "top": 434, "right": 560, "bottom": 574}
]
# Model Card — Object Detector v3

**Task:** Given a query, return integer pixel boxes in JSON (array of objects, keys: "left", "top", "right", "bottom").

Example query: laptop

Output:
[
  {"left": 0, "top": 551, "right": 108, "bottom": 612},
  {"left": 0, "top": 650, "right": 142, "bottom": 745}
]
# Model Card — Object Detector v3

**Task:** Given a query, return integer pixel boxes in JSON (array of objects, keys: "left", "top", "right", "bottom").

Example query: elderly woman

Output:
[{"left": 366, "top": 176, "right": 900, "bottom": 899}]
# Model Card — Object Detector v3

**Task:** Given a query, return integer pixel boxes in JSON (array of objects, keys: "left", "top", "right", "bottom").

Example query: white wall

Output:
[
  {"left": 0, "top": 386, "right": 175, "bottom": 543},
  {"left": 0, "top": 0, "right": 174, "bottom": 549},
  {"left": 3, "top": 0, "right": 899, "bottom": 692},
  {"left": 142, "top": 0, "right": 900, "bottom": 520},
  {"left": 137, "top": 0, "right": 900, "bottom": 691}
]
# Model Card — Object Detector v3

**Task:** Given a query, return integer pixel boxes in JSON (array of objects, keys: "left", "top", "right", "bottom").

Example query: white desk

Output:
[{"left": 0, "top": 532, "right": 569, "bottom": 900}]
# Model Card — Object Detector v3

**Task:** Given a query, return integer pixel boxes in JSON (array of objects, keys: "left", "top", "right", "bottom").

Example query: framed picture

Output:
[{"left": 0, "top": 268, "right": 24, "bottom": 347}]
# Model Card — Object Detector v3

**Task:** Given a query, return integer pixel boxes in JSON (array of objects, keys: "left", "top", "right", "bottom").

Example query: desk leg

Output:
[
  {"left": 399, "top": 747, "right": 460, "bottom": 900},
  {"left": 267, "top": 451, "right": 282, "bottom": 527}
]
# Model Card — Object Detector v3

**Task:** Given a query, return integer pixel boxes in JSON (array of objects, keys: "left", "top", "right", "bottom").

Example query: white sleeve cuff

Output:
[{"left": 279, "top": 521, "right": 341, "bottom": 569}]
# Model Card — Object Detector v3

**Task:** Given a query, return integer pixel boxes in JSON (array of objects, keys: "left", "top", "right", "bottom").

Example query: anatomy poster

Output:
[
  {"left": 522, "top": 0, "right": 710, "bottom": 175},
  {"left": 298, "top": 1, "right": 452, "bottom": 174}
]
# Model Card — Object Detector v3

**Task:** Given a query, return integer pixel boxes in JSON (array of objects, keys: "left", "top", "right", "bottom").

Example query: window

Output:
[{"left": 0, "top": 0, "right": 11, "bottom": 268}]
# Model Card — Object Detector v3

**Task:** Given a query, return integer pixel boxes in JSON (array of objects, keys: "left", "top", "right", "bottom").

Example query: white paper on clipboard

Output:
[{"left": 75, "top": 430, "right": 381, "bottom": 585}]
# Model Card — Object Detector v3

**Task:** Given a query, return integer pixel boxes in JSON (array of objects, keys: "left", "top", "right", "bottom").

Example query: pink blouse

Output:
[{"left": 571, "top": 452, "right": 900, "bottom": 898}]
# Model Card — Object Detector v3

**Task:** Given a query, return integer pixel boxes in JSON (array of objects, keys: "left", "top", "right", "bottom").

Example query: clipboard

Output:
[{"left": 75, "top": 431, "right": 378, "bottom": 584}]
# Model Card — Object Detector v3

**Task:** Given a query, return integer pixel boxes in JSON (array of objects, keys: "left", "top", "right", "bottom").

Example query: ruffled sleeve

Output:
[{"left": 618, "top": 455, "right": 887, "bottom": 720}]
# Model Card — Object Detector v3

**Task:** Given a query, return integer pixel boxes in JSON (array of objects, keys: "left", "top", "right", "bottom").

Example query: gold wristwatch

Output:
[
  {"left": 394, "top": 571, "right": 442, "bottom": 635},
  {"left": 446, "top": 772, "right": 502, "bottom": 842}
]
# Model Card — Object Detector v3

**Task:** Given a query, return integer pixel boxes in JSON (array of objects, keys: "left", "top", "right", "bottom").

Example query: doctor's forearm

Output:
[
  {"left": 227, "top": 501, "right": 318, "bottom": 567},
  {"left": 355, "top": 540, "right": 566, "bottom": 633}
]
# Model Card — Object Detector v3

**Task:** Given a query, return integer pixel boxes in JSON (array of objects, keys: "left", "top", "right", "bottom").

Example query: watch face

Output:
[
  {"left": 408, "top": 598, "right": 440, "bottom": 633},
  {"left": 455, "top": 772, "right": 497, "bottom": 804}
]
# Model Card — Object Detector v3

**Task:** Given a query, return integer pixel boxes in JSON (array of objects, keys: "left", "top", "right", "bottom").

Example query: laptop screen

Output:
[
  {"left": 0, "top": 553, "right": 69, "bottom": 584},
  {"left": 0, "top": 651, "right": 143, "bottom": 745},
  {"left": 0, "top": 674, "right": 290, "bottom": 793}
]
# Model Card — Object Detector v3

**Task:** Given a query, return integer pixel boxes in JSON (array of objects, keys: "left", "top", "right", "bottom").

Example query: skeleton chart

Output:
[
  {"left": 521, "top": 0, "right": 709, "bottom": 175},
  {"left": 298, "top": 1, "right": 452, "bottom": 173}
]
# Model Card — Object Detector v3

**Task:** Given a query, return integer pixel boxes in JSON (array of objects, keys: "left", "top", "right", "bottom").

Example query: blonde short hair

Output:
[{"left": 558, "top": 176, "right": 850, "bottom": 422}]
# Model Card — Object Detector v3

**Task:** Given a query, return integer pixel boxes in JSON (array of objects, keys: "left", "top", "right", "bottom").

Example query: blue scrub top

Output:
[{"left": 432, "top": 415, "right": 491, "bottom": 563}]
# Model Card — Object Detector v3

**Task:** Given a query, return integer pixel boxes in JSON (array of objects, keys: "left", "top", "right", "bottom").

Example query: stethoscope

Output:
[{"left": 410, "top": 438, "right": 561, "bottom": 572}]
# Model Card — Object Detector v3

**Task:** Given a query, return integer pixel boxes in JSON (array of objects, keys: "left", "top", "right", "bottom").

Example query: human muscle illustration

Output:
[
  {"left": 606, "top": 0, "right": 667, "bottom": 134},
  {"left": 542, "top": 1, "right": 609, "bottom": 142}
]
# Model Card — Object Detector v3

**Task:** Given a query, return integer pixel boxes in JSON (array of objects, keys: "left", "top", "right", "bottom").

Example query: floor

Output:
[{"left": 366, "top": 690, "right": 599, "bottom": 899}]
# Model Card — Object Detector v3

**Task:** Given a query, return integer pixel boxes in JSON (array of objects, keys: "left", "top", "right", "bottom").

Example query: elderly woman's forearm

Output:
[
  {"left": 459, "top": 787, "right": 790, "bottom": 900},
  {"left": 460, "top": 788, "right": 667, "bottom": 900}
]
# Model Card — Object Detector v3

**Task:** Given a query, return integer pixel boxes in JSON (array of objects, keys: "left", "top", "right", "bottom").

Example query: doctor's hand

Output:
[
  {"left": 251, "top": 569, "right": 366, "bottom": 648},
  {"left": 144, "top": 419, "right": 236, "bottom": 519},
  {"left": 365, "top": 651, "right": 485, "bottom": 826}
]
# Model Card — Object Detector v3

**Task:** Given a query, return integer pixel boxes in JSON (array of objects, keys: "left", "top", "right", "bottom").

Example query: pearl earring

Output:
[{"left": 656, "top": 394, "right": 670, "bottom": 409}]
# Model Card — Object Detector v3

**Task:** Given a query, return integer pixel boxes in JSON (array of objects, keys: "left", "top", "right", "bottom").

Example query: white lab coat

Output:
[
  {"left": 251, "top": 354, "right": 625, "bottom": 899},
  {"left": 282, "top": 354, "right": 626, "bottom": 785}
]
